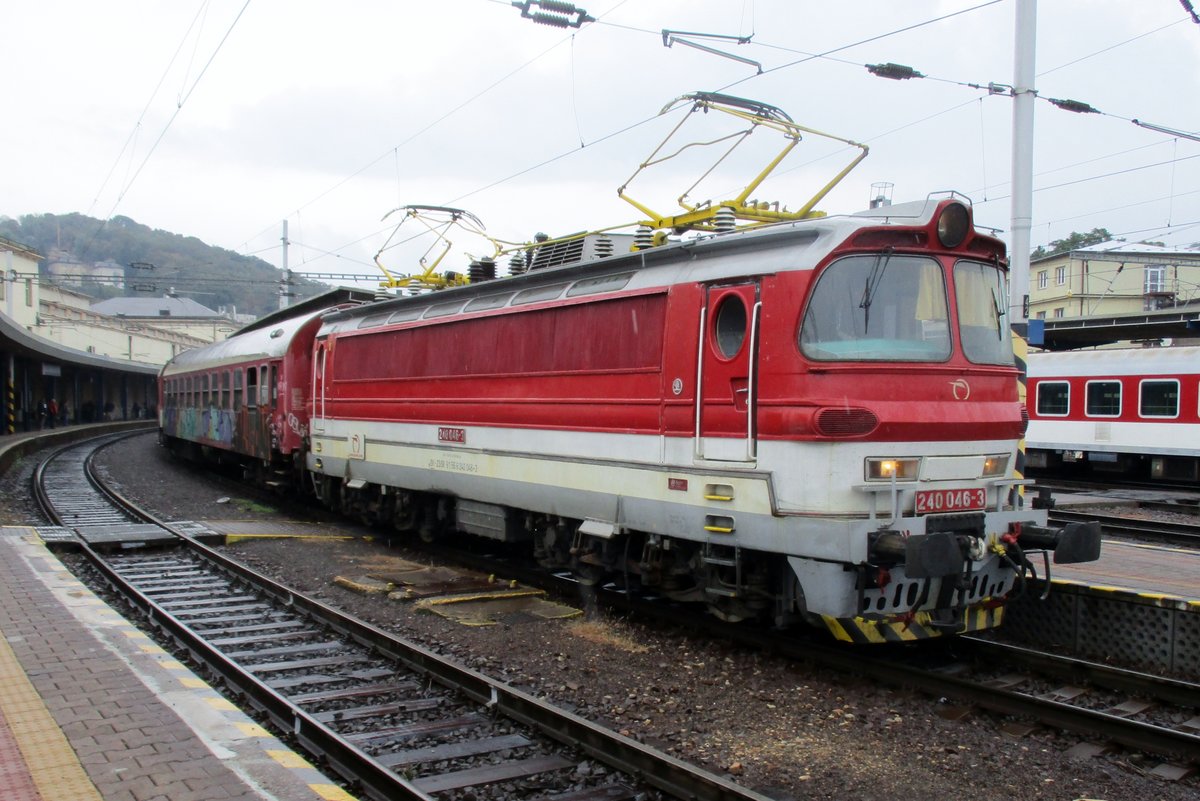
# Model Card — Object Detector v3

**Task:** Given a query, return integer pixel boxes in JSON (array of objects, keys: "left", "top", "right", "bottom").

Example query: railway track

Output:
[
  {"left": 439, "top": 551, "right": 1200, "bottom": 772},
  {"left": 1048, "top": 509, "right": 1200, "bottom": 548},
  {"left": 34, "top": 434, "right": 774, "bottom": 801}
]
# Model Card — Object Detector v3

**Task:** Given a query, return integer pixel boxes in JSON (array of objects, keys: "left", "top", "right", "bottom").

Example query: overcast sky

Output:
[{"left": 6, "top": 1, "right": 1199, "bottom": 290}]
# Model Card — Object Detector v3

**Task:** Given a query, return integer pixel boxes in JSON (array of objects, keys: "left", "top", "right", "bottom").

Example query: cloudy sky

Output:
[{"left": 6, "top": 1, "right": 1199, "bottom": 290}]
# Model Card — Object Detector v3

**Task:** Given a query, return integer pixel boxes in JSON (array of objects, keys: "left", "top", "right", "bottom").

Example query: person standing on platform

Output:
[{"left": 47, "top": 398, "right": 58, "bottom": 429}]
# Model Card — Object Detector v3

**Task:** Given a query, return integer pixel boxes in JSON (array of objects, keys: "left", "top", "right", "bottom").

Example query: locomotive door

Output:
[
  {"left": 311, "top": 342, "right": 327, "bottom": 434},
  {"left": 695, "top": 281, "right": 761, "bottom": 462}
]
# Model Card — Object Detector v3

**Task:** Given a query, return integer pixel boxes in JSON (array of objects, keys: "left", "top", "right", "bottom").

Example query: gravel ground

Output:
[{"left": 6, "top": 431, "right": 1197, "bottom": 801}]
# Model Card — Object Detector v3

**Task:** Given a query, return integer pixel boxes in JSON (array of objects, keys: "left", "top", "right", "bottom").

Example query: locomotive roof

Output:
[
  {"left": 318, "top": 197, "right": 963, "bottom": 337},
  {"left": 161, "top": 307, "right": 329, "bottom": 376},
  {"left": 1028, "top": 345, "right": 1200, "bottom": 378}
]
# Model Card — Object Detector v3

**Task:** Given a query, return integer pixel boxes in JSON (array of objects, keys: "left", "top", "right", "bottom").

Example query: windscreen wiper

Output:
[{"left": 858, "top": 247, "right": 894, "bottom": 331}]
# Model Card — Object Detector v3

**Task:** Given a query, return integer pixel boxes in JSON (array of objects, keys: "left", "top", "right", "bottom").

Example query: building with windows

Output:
[{"left": 1028, "top": 242, "right": 1200, "bottom": 322}]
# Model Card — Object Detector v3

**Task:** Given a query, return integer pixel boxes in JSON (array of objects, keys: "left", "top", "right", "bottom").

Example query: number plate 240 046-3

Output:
[{"left": 915, "top": 488, "right": 986, "bottom": 515}]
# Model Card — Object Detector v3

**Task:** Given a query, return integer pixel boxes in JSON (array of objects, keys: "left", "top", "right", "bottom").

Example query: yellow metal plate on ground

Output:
[{"left": 416, "top": 591, "right": 582, "bottom": 627}]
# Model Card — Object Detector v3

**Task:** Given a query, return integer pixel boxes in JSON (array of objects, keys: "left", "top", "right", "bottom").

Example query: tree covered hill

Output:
[{"left": 0, "top": 212, "right": 328, "bottom": 319}]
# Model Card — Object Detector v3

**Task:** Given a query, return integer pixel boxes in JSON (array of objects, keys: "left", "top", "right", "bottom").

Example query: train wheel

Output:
[
  {"left": 572, "top": 562, "right": 609, "bottom": 586},
  {"left": 706, "top": 595, "right": 752, "bottom": 623},
  {"left": 533, "top": 519, "right": 571, "bottom": 569}
]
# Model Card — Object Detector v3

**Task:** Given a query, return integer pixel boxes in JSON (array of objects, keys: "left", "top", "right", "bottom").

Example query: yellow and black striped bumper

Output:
[{"left": 822, "top": 603, "right": 1005, "bottom": 643}]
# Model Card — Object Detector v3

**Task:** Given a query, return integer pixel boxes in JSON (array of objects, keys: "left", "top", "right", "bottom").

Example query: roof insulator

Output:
[
  {"left": 866, "top": 62, "right": 924, "bottom": 80},
  {"left": 633, "top": 225, "right": 654, "bottom": 251},
  {"left": 714, "top": 207, "right": 737, "bottom": 234},
  {"left": 508, "top": 252, "right": 528, "bottom": 276}
]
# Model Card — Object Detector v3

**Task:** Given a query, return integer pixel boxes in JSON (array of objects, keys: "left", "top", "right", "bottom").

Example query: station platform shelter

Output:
[{"left": 1, "top": 307, "right": 158, "bottom": 435}]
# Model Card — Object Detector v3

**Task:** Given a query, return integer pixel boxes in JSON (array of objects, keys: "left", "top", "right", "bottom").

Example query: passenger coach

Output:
[
  {"left": 159, "top": 308, "right": 327, "bottom": 485},
  {"left": 1027, "top": 346, "right": 1200, "bottom": 483}
]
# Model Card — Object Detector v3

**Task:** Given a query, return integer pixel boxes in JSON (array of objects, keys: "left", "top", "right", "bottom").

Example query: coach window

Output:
[
  {"left": 1036, "top": 381, "right": 1069, "bottom": 416},
  {"left": 259, "top": 366, "right": 269, "bottom": 407},
  {"left": 1140, "top": 379, "right": 1179, "bottom": 418},
  {"left": 269, "top": 365, "right": 278, "bottom": 409},
  {"left": 202, "top": 374, "right": 210, "bottom": 407},
  {"left": 246, "top": 367, "right": 258, "bottom": 409},
  {"left": 713, "top": 294, "right": 747, "bottom": 358},
  {"left": 233, "top": 369, "right": 243, "bottom": 411},
  {"left": 1085, "top": 380, "right": 1121, "bottom": 417}
]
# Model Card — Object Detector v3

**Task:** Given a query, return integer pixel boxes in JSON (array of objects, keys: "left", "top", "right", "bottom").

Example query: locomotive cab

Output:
[{"left": 771, "top": 198, "right": 1100, "bottom": 639}]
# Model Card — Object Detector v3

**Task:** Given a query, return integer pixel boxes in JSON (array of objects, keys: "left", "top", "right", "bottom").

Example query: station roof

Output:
[
  {"left": 0, "top": 310, "right": 160, "bottom": 375},
  {"left": 1031, "top": 303, "right": 1200, "bottom": 350}
]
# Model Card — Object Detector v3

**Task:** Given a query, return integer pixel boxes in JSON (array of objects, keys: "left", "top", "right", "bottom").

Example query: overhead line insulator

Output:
[
  {"left": 510, "top": 0, "right": 594, "bottom": 29},
  {"left": 530, "top": 11, "right": 570, "bottom": 27},
  {"left": 866, "top": 62, "right": 924, "bottom": 80},
  {"left": 1048, "top": 97, "right": 1099, "bottom": 114}
]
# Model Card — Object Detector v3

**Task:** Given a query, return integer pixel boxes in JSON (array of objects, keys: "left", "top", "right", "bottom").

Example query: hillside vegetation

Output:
[{"left": 0, "top": 212, "right": 326, "bottom": 319}]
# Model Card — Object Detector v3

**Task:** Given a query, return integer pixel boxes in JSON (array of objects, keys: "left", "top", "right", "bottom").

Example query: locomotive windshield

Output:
[
  {"left": 799, "top": 254, "right": 951, "bottom": 361},
  {"left": 954, "top": 259, "right": 1015, "bottom": 366},
  {"left": 799, "top": 255, "right": 1016, "bottom": 365}
]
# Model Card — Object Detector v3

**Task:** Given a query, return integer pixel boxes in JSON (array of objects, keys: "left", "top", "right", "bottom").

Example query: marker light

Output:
[
  {"left": 866, "top": 457, "right": 920, "bottom": 481},
  {"left": 982, "top": 454, "right": 1010, "bottom": 477},
  {"left": 936, "top": 202, "right": 971, "bottom": 248}
]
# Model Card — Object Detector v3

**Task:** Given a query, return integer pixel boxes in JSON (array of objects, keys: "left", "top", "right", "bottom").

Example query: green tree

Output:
[
  {"left": 0, "top": 213, "right": 327, "bottom": 318},
  {"left": 1031, "top": 227, "right": 1113, "bottom": 259}
]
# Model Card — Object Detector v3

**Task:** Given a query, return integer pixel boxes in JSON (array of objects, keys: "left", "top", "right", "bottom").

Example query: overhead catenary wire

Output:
[
  {"left": 73, "top": 0, "right": 253, "bottom": 267},
  {"left": 261, "top": 0, "right": 1010, "bottom": 274},
  {"left": 102, "top": 0, "right": 253, "bottom": 220},
  {"left": 85, "top": 1, "right": 215, "bottom": 219},
  {"left": 235, "top": 0, "right": 1196, "bottom": 284},
  {"left": 235, "top": 0, "right": 595, "bottom": 256}
]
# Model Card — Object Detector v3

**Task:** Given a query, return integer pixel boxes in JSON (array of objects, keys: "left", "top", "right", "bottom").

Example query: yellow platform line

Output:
[
  {"left": 0, "top": 622, "right": 104, "bottom": 801},
  {"left": 224, "top": 533, "right": 355, "bottom": 544}
]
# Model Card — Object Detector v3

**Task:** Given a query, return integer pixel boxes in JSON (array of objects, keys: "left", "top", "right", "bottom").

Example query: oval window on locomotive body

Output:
[{"left": 713, "top": 293, "right": 748, "bottom": 358}]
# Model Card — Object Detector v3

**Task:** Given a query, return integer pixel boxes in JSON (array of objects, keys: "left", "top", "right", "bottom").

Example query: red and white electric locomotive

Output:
[
  {"left": 304, "top": 193, "right": 1099, "bottom": 642},
  {"left": 161, "top": 94, "right": 1100, "bottom": 642}
]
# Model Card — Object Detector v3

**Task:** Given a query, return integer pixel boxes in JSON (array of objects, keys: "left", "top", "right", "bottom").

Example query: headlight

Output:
[
  {"left": 936, "top": 201, "right": 970, "bottom": 248},
  {"left": 866, "top": 457, "right": 920, "bottom": 481},
  {"left": 982, "top": 454, "right": 1010, "bottom": 477}
]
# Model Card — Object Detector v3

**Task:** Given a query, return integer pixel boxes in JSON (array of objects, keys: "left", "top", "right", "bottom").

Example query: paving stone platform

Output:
[{"left": 0, "top": 526, "right": 356, "bottom": 801}]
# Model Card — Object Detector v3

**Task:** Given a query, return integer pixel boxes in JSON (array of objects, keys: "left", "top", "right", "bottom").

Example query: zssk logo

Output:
[{"left": 949, "top": 379, "right": 971, "bottom": 400}]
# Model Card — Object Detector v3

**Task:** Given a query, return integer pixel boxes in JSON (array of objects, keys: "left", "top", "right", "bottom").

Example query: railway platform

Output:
[
  {"left": 1006, "top": 538, "right": 1200, "bottom": 680},
  {"left": 0, "top": 526, "right": 356, "bottom": 801}
]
